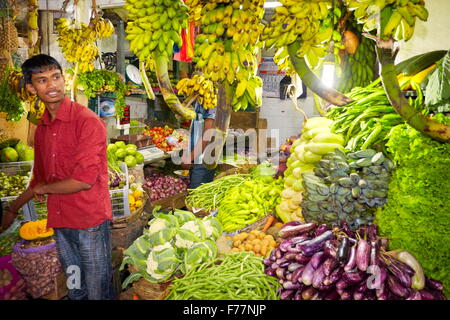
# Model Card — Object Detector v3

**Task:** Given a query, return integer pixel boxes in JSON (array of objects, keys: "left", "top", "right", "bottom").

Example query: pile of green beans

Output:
[
  {"left": 165, "top": 252, "right": 281, "bottom": 300},
  {"left": 185, "top": 174, "right": 251, "bottom": 211}
]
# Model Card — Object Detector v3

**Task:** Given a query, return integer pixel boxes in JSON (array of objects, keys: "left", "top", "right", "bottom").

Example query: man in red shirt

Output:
[{"left": 1, "top": 54, "right": 114, "bottom": 300}]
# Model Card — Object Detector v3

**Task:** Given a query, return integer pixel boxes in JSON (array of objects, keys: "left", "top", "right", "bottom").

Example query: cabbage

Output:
[
  {"left": 181, "top": 240, "right": 218, "bottom": 274},
  {"left": 146, "top": 243, "right": 180, "bottom": 282}
]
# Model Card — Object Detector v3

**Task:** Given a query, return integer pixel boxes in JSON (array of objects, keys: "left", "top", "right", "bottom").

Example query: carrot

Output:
[{"left": 262, "top": 215, "right": 276, "bottom": 232}]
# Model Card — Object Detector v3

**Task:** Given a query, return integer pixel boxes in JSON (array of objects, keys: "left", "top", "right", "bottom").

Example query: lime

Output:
[
  {"left": 115, "top": 148, "right": 127, "bottom": 159},
  {"left": 19, "top": 147, "right": 34, "bottom": 161},
  {"left": 14, "top": 141, "right": 27, "bottom": 155},
  {"left": 135, "top": 152, "right": 144, "bottom": 164},
  {"left": 107, "top": 143, "right": 117, "bottom": 153},
  {"left": 0, "top": 147, "right": 19, "bottom": 162},
  {"left": 114, "top": 140, "right": 126, "bottom": 149},
  {"left": 124, "top": 155, "right": 137, "bottom": 168}
]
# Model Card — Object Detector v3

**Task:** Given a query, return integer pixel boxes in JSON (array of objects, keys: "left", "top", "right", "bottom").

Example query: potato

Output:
[
  {"left": 240, "top": 232, "right": 248, "bottom": 240},
  {"left": 257, "top": 232, "right": 265, "bottom": 240},
  {"left": 264, "top": 234, "right": 274, "bottom": 241},
  {"left": 233, "top": 240, "right": 242, "bottom": 247},
  {"left": 248, "top": 234, "right": 256, "bottom": 241},
  {"left": 251, "top": 238, "right": 260, "bottom": 245},
  {"left": 245, "top": 243, "right": 253, "bottom": 251},
  {"left": 269, "top": 239, "right": 277, "bottom": 247},
  {"left": 238, "top": 244, "right": 245, "bottom": 251},
  {"left": 261, "top": 239, "right": 270, "bottom": 247},
  {"left": 253, "top": 244, "right": 261, "bottom": 253},
  {"left": 250, "top": 230, "right": 259, "bottom": 235},
  {"left": 231, "top": 247, "right": 240, "bottom": 253}
]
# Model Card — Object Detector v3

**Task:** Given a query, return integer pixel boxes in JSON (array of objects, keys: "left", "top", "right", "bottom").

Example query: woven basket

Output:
[{"left": 131, "top": 277, "right": 172, "bottom": 300}]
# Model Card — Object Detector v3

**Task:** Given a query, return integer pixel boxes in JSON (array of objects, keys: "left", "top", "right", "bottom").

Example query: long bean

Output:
[{"left": 165, "top": 252, "right": 281, "bottom": 300}]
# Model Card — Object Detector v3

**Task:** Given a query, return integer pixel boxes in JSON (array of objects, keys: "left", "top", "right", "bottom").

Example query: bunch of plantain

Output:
[
  {"left": 276, "top": 117, "right": 345, "bottom": 223},
  {"left": 124, "top": 0, "right": 188, "bottom": 69},
  {"left": 344, "top": 0, "right": 428, "bottom": 41},
  {"left": 262, "top": 0, "right": 338, "bottom": 70},
  {"left": 188, "top": 0, "right": 265, "bottom": 111},
  {"left": 55, "top": 17, "right": 114, "bottom": 73},
  {"left": 176, "top": 74, "right": 218, "bottom": 109},
  {"left": 301, "top": 148, "right": 394, "bottom": 229}
]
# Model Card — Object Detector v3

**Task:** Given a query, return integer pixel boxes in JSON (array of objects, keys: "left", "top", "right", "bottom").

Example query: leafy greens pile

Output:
[
  {"left": 375, "top": 123, "right": 450, "bottom": 297},
  {"left": 119, "top": 208, "right": 222, "bottom": 287},
  {"left": 76, "top": 69, "right": 128, "bottom": 118}
]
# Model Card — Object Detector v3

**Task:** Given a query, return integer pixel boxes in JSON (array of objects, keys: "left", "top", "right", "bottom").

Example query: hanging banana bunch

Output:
[
  {"left": 124, "top": 0, "right": 195, "bottom": 120},
  {"left": 344, "top": 0, "right": 428, "bottom": 41},
  {"left": 27, "top": 0, "right": 40, "bottom": 57},
  {"left": 176, "top": 74, "right": 218, "bottom": 110},
  {"left": 262, "top": 0, "right": 338, "bottom": 71},
  {"left": 188, "top": 0, "right": 265, "bottom": 111}
]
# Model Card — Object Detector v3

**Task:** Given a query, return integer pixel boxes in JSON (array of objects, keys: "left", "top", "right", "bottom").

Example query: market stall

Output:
[{"left": 0, "top": 0, "right": 449, "bottom": 301}]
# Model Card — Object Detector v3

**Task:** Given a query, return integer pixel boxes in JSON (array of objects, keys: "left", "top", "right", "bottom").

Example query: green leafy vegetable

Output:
[
  {"left": 0, "top": 67, "right": 25, "bottom": 121},
  {"left": 375, "top": 124, "right": 450, "bottom": 297},
  {"left": 425, "top": 50, "right": 450, "bottom": 112},
  {"left": 76, "top": 69, "right": 129, "bottom": 118}
]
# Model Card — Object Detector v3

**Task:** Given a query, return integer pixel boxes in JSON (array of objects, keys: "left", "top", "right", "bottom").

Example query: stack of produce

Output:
[
  {"left": 263, "top": 0, "right": 338, "bottom": 70},
  {"left": 376, "top": 123, "right": 450, "bottom": 297},
  {"left": 327, "top": 82, "right": 404, "bottom": 152},
  {"left": 228, "top": 230, "right": 278, "bottom": 258},
  {"left": 144, "top": 172, "right": 188, "bottom": 203},
  {"left": 120, "top": 210, "right": 222, "bottom": 287},
  {"left": 143, "top": 125, "right": 178, "bottom": 152},
  {"left": 0, "top": 139, "right": 34, "bottom": 163},
  {"left": 217, "top": 175, "right": 284, "bottom": 233},
  {"left": 345, "top": 0, "right": 428, "bottom": 42},
  {"left": 176, "top": 74, "right": 218, "bottom": 110},
  {"left": 276, "top": 117, "right": 344, "bottom": 223},
  {"left": 106, "top": 142, "right": 127, "bottom": 189},
  {"left": 165, "top": 251, "right": 281, "bottom": 300},
  {"left": 55, "top": 16, "right": 114, "bottom": 72},
  {"left": 189, "top": 0, "right": 265, "bottom": 111},
  {"left": 301, "top": 148, "right": 394, "bottom": 229},
  {"left": 185, "top": 173, "right": 251, "bottom": 212},
  {"left": 0, "top": 171, "right": 31, "bottom": 198},
  {"left": 128, "top": 183, "right": 146, "bottom": 213},
  {"left": 107, "top": 141, "right": 144, "bottom": 168},
  {"left": 264, "top": 222, "right": 446, "bottom": 300}
]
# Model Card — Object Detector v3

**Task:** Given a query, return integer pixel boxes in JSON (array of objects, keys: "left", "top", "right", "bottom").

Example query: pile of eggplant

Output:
[{"left": 264, "top": 221, "right": 446, "bottom": 300}]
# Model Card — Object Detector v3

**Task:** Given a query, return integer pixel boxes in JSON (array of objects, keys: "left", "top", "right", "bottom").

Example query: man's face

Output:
[{"left": 26, "top": 67, "right": 65, "bottom": 104}]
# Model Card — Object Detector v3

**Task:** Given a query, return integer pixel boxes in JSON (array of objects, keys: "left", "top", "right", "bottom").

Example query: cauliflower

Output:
[
  {"left": 180, "top": 221, "right": 200, "bottom": 235},
  {"left": 175, "top": 234, "right": 195, "bottom": 249},
  {"left": 203, "top": 220, "right": 214, "bottom": 239},
  {"left": 152, "top": 242, "right": 173, "bottom": 253},
  {"left": 148, "top": 218, "right": 167, "bottom": 234},
  {"left": 146, "top": 253, "right": 174, "bottom": 280}
]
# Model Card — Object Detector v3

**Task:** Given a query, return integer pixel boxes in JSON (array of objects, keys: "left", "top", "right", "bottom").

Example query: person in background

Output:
[
  {"left": 0, "top": 54, "right": 114, "bottom": 300},
  {"left": 181, "top": 98, "right": 216, "bottom": 189}
]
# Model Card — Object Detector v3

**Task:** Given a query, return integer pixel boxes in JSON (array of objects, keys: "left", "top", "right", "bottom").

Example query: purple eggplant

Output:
[
  {"left": 340, "top": 221, "right": 355, "bottom": 238},
  {"left": 276, "top": 267, "right": 287, "bottom": 280},
  {"left": 280, "top": 235, "right": 310, "bottom": 252},
  {"left": 370, "top": 240, "right": 380, "bottom": 267},
  {"left": 301, "top": 258, "right": 317, "bottom": 286},
  {"left": 301, "top": 287, "right": 319, "bottom": 300},
  {"left": 271, "top": 262, "right": 279, "bottom": 270},
  {"left": 367, "top": 265, "right": 388, "bottom": 290},
  {"left": 418, "top": 289, "right": 435, "bottom": 300},
  {"left": 431, "top": 291, "right": 446, "bottom": 300},
  {"left": 310, "top": 251, "right": 326, "bottom": 269},
  {"left": 364, "top": 292, "right": 376, "bottom": 300},
  {"left": 288, "top": 262, "right": 303, "bottom": 272},
  {"left": 406, "top": 290, "right": 422, "bottom": 300},
  {"left": 314, "top": 224, "right": 331, "bottom": 237},
  {"left": 269, "top": 248, "right": 277, "bottom": 261},
  {"left": 353, "top": 291, "right": 364, "bottom": 300},
  {"left": 388, "top": 256, "right": 416, "bottom": 276},
  {"left": 323, "top": 240, "right": 339, "bottom": 258},
  {"left": 312, "top": 263, "right": 327, "bottom": 289},
  {"left": 356, "top": 281, "right": 369, "bottom": 293},
  {"left": 286, "top": 273, "right": 292, "bottom": 281},
  {"left": 283, "top": 281, "right": 302, "bottom": 290},
  {"left": 337, "top": 237, "right": 351, "bottom": 265},
  {"left": 276, "top": 257, "right": 291, "bottom": 268},
  {"left": 342, "top": 270, "right": 366, "bottom": 284},
  {"left": 263, "top": 258, "right": 272, "bottom": 266},
  {"left": 294, "top": 288, "right": 303, "bottom": 300},
  {"left": 265, "top": 268, "right": 276, "bottom": 277},
  {"left": 340, "top": 290, "right": 352, "bottom": 300},
  {"left": 294, "top": 253, "right": 311, "bottom": 264},
  {"left": 385, "top": 260, "right": 412, "bottom": 288},
  {"left": 324, "top": 290, "right": 339, "bottom": 300},
  {"left": 291, "top": 266, "right": 305, "bottom": 284},
  {"left": 278, "top": 222, "right": 317, "bottom": 238},
  {"left": 336, "top": 279, "right": 351, "bottom": 291},
  {"left": 280, "top": 289, "right": 295, "bottom": 300},
  {"left": 344, "top": 246, "right": 357, "bottom": 272},
  {"left": 284, "top": 252, "right": 299, "bottom": 261},
  {"left": 300, "top": 230, "right": 335, "bottom": 256},
  {"left": 356, "top": 239, "right": 371, "bottom": 272},
  {"left": 366, "top": 224, "right": 378, "bottom": 241},
  {"left": 323, "top": 257, "right": 338, "bottom": 276},
  {"left": 377, "top": 293, "right": 388, "bottom": 300},
  {"left": 387, "top": 274, "right": 410, "bottom": 298},
  {"left": 425, "top": 278, "right": 444, "bottom": 291},
  {"left": 275, "top": 248, "right": 283, "bottom": 259},
  {"left": 323, "top": 267, "right": 344, "bottom": 286}
]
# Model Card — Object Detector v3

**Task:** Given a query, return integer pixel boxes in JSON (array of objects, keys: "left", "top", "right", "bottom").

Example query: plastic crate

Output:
[
  {"left": 0, "top": 161, "right": 33, "bottom": 199},
  {"left": 109, "top": 162, "right": 130, "bottom": 219}
]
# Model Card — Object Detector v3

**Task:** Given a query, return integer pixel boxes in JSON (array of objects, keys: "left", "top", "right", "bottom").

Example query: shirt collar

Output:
[{"left": 41, "top": 96, "right": 72, "bottom": 125}]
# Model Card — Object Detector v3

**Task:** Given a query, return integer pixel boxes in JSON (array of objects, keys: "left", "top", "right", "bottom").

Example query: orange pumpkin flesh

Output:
[{"left": 19, "top": 219, "right": 54, "bottom": 240}]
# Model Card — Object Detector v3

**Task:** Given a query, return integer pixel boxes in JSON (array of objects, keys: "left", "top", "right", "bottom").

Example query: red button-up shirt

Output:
[{"left": 29, "top": 96, "right": 112, "bottom": 229}]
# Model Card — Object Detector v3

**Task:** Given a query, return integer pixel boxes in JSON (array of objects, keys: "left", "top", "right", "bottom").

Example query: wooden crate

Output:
[{"left": 41, "top": 273, "right": 68, "bottom": 300}]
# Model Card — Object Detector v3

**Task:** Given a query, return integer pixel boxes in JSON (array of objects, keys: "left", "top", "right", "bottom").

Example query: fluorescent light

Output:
[
  {"left": 264, "top": 1, "right": 282, "bottom": 8},
  {"left": 321, "top": 63, "right": 335, "bottom": 88}
]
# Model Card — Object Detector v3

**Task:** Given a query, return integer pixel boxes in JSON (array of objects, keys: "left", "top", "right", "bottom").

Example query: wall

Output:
[{"left": 396, "top": 0, "right": 450, "bottom": 62}]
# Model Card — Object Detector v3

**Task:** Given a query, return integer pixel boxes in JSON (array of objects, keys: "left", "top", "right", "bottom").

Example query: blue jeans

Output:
[
  {"left": 54, "top": 220, "right": 114, "bottom": 300},
  {"left": 189, "top": 164, "right": 215, "bottom": 189}
]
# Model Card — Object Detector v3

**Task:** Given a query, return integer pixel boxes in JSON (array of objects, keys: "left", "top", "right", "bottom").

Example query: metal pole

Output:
[{"left": 116, "top": 19, "right": 125, "bottom": 76}]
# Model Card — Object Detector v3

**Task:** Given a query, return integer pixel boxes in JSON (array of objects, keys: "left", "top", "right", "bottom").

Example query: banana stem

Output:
[
  {"left": 376, "top": 46, "right": 450, "bottom": 143},
  {"left": 203, "top": 81, "right": 235, "bottom": 170},
  {"left": 71, "top": 62, "right": 79, "bottom": 101},
  {"left": 153, "top": 54, "right": 196, "bottom": 120},
  {"left": 287, "top": 41, "right": 354, "bottom": 107},
  {"left": 139, "top": 60, "right": 155, "bottom": 100}
]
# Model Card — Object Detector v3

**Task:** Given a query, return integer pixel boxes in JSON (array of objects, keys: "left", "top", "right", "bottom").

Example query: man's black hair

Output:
[{"left": 21, "top": 54, "right": 63, "bottom": 84}]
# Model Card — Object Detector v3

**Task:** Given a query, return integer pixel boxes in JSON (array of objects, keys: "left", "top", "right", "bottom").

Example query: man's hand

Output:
[
  {"left": 1, "top": 207, "right": 17, "bottom": 231},
  {"left": 32, "top": 182, "right": 47, "bottom": 202},
  {"left": 180, "top": 163, "right": 193, "bottom": 170}
]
